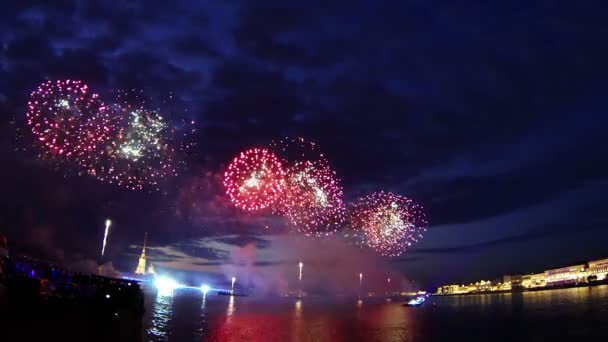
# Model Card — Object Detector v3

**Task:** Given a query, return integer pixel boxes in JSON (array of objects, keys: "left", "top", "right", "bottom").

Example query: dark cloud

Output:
[
  {"left": 412, "top": 222, "right": 605, "bottom": 255},
  {"left": 213, "top": 235, "right": 272, "bottom": 249},
  {"left": 171, "top": 241, "right": 230, "bottom": 260}
]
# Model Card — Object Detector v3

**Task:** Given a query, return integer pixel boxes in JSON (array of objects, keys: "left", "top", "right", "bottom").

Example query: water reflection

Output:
[
  {"left": 294, "top": 299, "right": 302, "bottom": 319},
  {"left": 227, "top": 295, "right": 235, "bottom": 316},
  {"left": 201, "top": 293, "right": 207, "bottom": 309},
  {"left": 148, "top": 292, "right": 172, "bottom": 341},
  {"left": 143, "top": 286, "right": 608, "bottom": 342},
  {"left": 292, "top": 300, "right": 304, "bottom": 341},
  {"left": 198, "top": 293, "right": 208, "bottom": 339}
]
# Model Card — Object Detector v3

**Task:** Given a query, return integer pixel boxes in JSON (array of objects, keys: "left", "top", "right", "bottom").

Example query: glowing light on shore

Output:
[
  {"left": 201, "top": 284, "right": 210, "bottom": 295},
  {"left": 231, "top": 276, "right": 236, "bottom": 294},
  {"left": 154, "top": 276, "right": 180, "bottom": 296},
  {"left": 299, "top": 262, "right": 303, "bottom": 281}
]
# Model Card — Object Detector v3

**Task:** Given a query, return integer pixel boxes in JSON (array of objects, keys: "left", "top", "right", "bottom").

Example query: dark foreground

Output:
[
  {"left": 0, "top": 257, "right": 143, "bottom": 341},
  {"left": 144, "top": 285, "right": 608, "bottom": 342}
]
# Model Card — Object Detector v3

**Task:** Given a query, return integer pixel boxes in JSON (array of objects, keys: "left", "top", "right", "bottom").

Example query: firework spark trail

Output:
[
  {"left": 101, "top": 219, "right": 112, "bottom": 257},
  {"left": 268, "top": 137, "right": 328, "bottom": 166},
  {"left": 223, "top": 148, "right": 286, "bottom": 211},
  {"left": 348, "top": 191, "right": 428, "bottom": 257}
]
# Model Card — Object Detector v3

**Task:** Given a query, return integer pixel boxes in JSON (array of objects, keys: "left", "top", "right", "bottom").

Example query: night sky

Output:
[{"left": 1, "top": 1, "right": 607, "bottom": 290}]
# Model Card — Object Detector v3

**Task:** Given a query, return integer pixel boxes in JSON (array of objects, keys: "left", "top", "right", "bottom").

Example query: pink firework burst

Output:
[
  {"left": 281, "top": 160, "right": 345, "bottom": 237},
  {"left": 349, "top": 191, "right": 428, "bottom": 257},
  {"left": 26, "top": 79, "right": 111, "bottom": 168},
  {"left": 223, "top": 148, "right": 286, "bottom": 211}
]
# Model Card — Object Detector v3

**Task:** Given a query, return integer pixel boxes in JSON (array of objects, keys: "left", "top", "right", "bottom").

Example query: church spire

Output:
[
  {"left": 142, "top": 232, "right": 147, "bottom": 256},
  {"left": 135, "top": 232, "right": 148, "bottom": 275}
]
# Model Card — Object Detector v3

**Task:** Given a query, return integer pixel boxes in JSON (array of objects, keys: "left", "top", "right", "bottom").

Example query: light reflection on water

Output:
[
  {"left": 144, "top": 285, "right": 608, "bottom": 342},
  {"left": 226, "top": 295, "right": 235, "bottom": 316},
  {"left": 148, "top": 293, "right": 172, "bottom": 341}
]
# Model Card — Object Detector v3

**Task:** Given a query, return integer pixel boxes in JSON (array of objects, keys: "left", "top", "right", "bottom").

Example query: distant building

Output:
[
  {"left": 435, "top": 256, "right": 608, "bottom": 295},
  {"left": 135, "top": 233, "right": 148, "bottom": 275},
  {"left": 509, "top": 275, "right": 524, "bottom": 289},
  {"left": 475, "top": 280, "right": 492, "bottom": 292},
  {"left": 545, "top": 264, "right": 586, "bottom": 286},
  {"left": 522, "top": 273, "right": 546, "bottom": 288},
  {"left": 586, "top": 258, "right": 608, "bottom": 281}
]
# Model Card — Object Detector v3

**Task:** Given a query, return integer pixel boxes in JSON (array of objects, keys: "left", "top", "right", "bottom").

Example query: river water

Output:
[{"left": 143, "top": 285, "right": 608, "bottom": 341}]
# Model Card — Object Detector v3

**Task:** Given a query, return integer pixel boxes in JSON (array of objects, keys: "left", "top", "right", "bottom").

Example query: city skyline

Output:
[{"left": 437, "top": 256, "right": 608, "bottom": 295}]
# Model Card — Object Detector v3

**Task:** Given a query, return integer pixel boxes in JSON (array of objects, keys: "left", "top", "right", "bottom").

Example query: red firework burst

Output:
[
  {"left": 349, "top": 191, "right": 428, "bottom": 257},
  {"left": 281, "top": 160, "right": 345, "bottom": 237},
  {"left": 26, "top": 79, "right": 111, "bottom": 167},
  {"left": 223, "top": 148, "right": 286, "bottom": 211}
]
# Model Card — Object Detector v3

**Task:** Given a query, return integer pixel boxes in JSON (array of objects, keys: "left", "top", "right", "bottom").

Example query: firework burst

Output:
[
  {"left": 26, "top": 80, "right": 111, "bottom": 167},
  {"left": 348, "top": 192, "right": 428, "bottom": 257},
  {"left": 86, "top": 90, "right": 196, "bottom": 190},
  {"left": 282, "top": 160, "right": 345, "bottom": 237},
  {"left": 224, "top": 148, "right": 286, "bottom": 211}
]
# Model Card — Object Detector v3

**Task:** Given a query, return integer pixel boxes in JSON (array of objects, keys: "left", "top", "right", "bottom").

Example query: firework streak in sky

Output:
[{"left": 268, "top": 136, "right": 327, "bottom": 166}]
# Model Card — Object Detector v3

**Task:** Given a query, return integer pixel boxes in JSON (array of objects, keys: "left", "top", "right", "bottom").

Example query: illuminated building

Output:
[
  {"left": 544, "top": 264, "right": 586, "bottom": 286},
  {"left": 475, "top": 280, "right": 492, "bottom": 292},
  {"left": 490, "top": 282, "right": 510, "bottom": 292},
  {"left": 435, "top": 256, "right": 608, "bottom": 295},
  {"left": 586, "top": 258, "right": 608, "bottom": 281},
  {"left": 135, "top": 232, "right": 148, "bottom": 275},
  {"left": 509, "top": 275, "right": 523, "bottom": 289},
  {"left": 438, "top": 284, "right": 467, "bottom": 295},
  {"left": 521, "top": 273, "right": 546, "bottom": 288}
]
